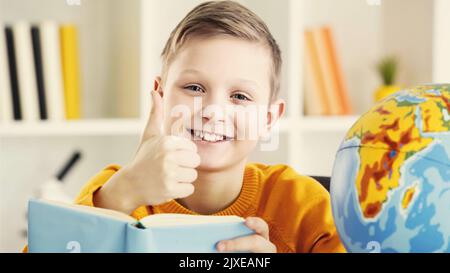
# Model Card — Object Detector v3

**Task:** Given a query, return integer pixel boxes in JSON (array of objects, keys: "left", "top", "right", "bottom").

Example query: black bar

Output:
[{"left": 56, "top": 151, "right": 82, "bottom": 182}]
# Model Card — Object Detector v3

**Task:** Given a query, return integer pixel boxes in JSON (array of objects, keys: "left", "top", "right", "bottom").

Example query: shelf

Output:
[{"left": 0, "top": 119, "right": 145, "bottom": 137}]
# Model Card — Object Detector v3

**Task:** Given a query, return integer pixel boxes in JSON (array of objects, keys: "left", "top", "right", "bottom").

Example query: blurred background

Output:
[{"left": 1, "top": 0, "right": 450, "bottom": 252}]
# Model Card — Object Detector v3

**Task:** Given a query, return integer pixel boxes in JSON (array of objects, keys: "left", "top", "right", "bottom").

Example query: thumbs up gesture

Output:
[{"left": 93, "top": 90, "right": 200, "bottom": 214}]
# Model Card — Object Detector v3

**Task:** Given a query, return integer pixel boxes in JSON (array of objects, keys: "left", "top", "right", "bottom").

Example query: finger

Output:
[
  {"left": 245, "top": 217, "right": 270, "bottom": 240},
  {"left": 143, "top": 90, "right": 164, "bottom": 140},
  {"left": 169, "top": 150, "right": 201, "bottom": 168},
  {"left": 161, "top": 136, "right": 197, "bottom": 152},
  {"left": 172, "top": 183, "right": 195, "bottom": 198},
  {"left": 217, "top": 235, "right": 275, "bottom": 253},
  {"left": 174, "top": 166, "right": 198, "bottom": 183}
]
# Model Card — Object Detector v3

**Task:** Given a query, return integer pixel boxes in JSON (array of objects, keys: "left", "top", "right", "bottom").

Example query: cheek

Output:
[
  {"left": 237, "top": 139, "right": 259, "bottom": 153},
  {"left": 233, "top": 108, "right": 269, "bottom": 140},
  {"left": 162, "top": 93, "right": 199, "bottom": 135}
]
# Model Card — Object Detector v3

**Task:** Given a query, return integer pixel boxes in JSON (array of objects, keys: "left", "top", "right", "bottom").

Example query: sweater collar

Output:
[{"left": 153, "top": 165, "right": 259, "bottom": 216}]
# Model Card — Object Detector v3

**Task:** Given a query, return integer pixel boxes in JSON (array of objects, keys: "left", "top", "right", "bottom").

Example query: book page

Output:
[
  {"left": 37, "top": 199, "right": 136, "bottom": 223},
  {"left": 139, "top": 213, "right": 244, "bottom": 228}
]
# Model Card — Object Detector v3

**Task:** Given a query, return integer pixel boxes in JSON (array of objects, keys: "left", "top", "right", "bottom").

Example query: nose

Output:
[
  {"left": 202, "top": 104, "right": 226, "bottom": 124},
  {"left": 201, "top": 93, "right": 227, "bottom": 123}
]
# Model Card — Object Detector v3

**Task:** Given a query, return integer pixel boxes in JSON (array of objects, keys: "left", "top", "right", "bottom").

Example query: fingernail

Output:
[{"left": 217, "top": 242, "right": 226, "bottom": 252}]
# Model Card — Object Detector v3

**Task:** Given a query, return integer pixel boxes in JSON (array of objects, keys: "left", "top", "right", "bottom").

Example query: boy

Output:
[{"left": 31, "top": 1, "right": 345, "bottom": 253}]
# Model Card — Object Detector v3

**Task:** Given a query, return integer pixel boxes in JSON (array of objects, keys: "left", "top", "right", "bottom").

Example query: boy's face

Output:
[{"left": 157, "top": 36, "right": 284, "bottom": 171}]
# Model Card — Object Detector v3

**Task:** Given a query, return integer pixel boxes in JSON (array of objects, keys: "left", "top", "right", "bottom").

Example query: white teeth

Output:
[
  {"left": 191, "top": 129, "right": 227, "bottom": 142},
  {"left": 205, "top": 132, "right": 213, "bottom": 141}
]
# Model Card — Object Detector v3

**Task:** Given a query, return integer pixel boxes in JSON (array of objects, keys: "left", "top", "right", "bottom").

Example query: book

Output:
[
  {"left": 27, "top": 199, "right": 255, "bottom": 253},
  {"left": 304, "top": 29, "right": 330, "bottom": 115},
  {"left": 312, "top": 27, "right": 343, "bottom": 115},
  {"left": 0, "top": 24, "right": 13, "bottom": 122},
  {"left": 13, "top": 22, "right": 40, "bottom": 121},
  {"left": 321, "top": 27, "right": 352, "bottom": 115},
  {"left": 60, "top": 25, "right": 81, "bottom": 120},
  {"left": 40, "top": 21, "right": 64, "bottom": 121},
  {"left": 5, "top": 26, "right": 21, "bottom": 120},
  {"left": 31, "top": 25, "right": 48, "bottom": 120}
]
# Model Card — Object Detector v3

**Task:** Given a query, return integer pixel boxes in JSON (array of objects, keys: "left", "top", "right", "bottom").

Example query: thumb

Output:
[{"left": 143, "top": 90, "right": 164, "bottom": 140}]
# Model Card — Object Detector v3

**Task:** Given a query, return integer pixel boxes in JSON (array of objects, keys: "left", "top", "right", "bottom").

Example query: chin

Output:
[{"left": 196, "top": 150, "right": 232, "bottom": 172}]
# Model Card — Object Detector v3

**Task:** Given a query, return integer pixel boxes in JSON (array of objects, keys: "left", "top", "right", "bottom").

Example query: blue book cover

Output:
[{"left": 27, "top": 199, "right": 254, "bottom": 253}]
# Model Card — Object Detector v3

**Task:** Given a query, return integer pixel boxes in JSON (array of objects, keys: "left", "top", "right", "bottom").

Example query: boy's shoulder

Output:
[{"left": 246, "top": 162, "right": 330, "bottom": 203}]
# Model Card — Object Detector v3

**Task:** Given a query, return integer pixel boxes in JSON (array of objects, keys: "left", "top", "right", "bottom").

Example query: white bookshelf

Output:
[
  {"left": 1, "top": 0, "right": 446, "bottom": 172},
  {"left": 1, "top": 0, "right": 450, "bottom": 252},
  {"left": 0, "top": 119, "right": 145, "bottom": 136},
  {"left": 0, "top": 0, "right": 447, "bottom": 175}
]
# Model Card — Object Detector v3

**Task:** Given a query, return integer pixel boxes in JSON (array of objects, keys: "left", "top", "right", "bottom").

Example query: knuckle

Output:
[{"left": 189, "top": 169, "right": 198, "bottom": 181}]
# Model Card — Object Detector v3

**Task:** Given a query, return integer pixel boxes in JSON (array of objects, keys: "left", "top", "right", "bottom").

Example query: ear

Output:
[
  {"left": 153, "top": 76, "right": 163, "bottom": 97},
  {"left": 266, "top": 99, "right": 285, "bottom": 132}
]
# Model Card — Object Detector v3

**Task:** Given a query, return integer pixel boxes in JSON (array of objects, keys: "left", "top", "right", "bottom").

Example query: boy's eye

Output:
[
  {"left": 231, "top": 93, "right": 251, "bottom": 101},
  {"left": 184, "top": 85, "right": 205, "bottom": 93}
]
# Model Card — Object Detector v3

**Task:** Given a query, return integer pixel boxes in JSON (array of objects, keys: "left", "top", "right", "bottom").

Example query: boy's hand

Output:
[
  {"left": 94, "top": 90, "right": 200, "bottom": 214},
  {"left": 216, "top": 217, "right": 277, "bottom": 253}
]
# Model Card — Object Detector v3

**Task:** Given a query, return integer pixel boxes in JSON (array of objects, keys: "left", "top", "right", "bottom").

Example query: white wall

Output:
[{"left": 0, "top": 135, "right": 139, "bottom": 252}]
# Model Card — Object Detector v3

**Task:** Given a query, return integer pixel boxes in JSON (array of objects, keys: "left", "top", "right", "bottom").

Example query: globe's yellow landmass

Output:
[
  {"left": 343, "top": 88, "right": 445, "bottom": 219},
  {"left": 401, "top": 185, "right": 417, "bottom": 210}
]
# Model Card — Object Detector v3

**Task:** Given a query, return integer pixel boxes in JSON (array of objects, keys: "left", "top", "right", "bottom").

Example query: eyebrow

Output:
[{"left": 179, "top": 69, "right": 260, "bottom": 90}]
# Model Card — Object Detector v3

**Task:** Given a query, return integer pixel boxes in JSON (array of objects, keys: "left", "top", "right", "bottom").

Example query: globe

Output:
[{"left": 331, "top": 84, "right": 450, "bottom": 253}]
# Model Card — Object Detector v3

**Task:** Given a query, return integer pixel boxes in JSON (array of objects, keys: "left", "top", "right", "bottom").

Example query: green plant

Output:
[{"left": 377, "top": 56, "right": 398, "bottom": 86}]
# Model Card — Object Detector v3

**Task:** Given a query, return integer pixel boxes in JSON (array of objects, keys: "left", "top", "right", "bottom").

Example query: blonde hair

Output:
[{"left": 161, "top": 0, "right": 282, "bottom": 101}]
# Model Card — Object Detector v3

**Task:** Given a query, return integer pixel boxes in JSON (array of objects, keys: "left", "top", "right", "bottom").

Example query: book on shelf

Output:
[
  {"left": 13, "top": 22, "right": 40, "bottom": 121},
  {"left": 0, "top": 22, "right": 81, "bottom": 123},
  {"left": 304, "top": 29, "right": 330, "bottom": 115},
  {"left": 40, "top": 21, "right": 65, "bottom": 121},
  {"left": 321, "top": 27, "right": 352, "bottom": 115},
  {"left": 5, "top": 25, "right": 22, "bottom": 120},
  {"left": 60, "top": 25, "right": 81, "bottom": 120},
  {"left": 0, "top": 23, "right": 13, "bottom": 122},
  {"left": 28, "top": 198, "right": 254, "bottom": 253},
  {"left": 31, "top": 25, "right": 48, "bottom": 120},
  {"left": 303, "top": 26, "right": 352, "bottom": 116}
]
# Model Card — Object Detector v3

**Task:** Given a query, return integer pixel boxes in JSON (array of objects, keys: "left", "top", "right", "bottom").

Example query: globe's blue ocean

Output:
[{"left": 331, "top": 86, "right": 450, "bottom": 253}]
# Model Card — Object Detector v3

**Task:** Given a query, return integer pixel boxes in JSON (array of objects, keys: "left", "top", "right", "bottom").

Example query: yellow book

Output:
[{"left": 60, "top": 25, "right": 81, "bottom": 120}]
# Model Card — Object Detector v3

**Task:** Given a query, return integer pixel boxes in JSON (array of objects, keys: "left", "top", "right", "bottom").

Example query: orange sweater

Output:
[
  {"left": 73, "top": 163, "right": 345, "bottom": 253},
  {"left": 24, "top": 163, "right": 345, "bottom": 253}
]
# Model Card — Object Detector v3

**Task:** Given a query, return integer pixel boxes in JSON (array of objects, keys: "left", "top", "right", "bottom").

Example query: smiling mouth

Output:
[{"left": 187, "top": 129, "right": 234, "bottom": 143}]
